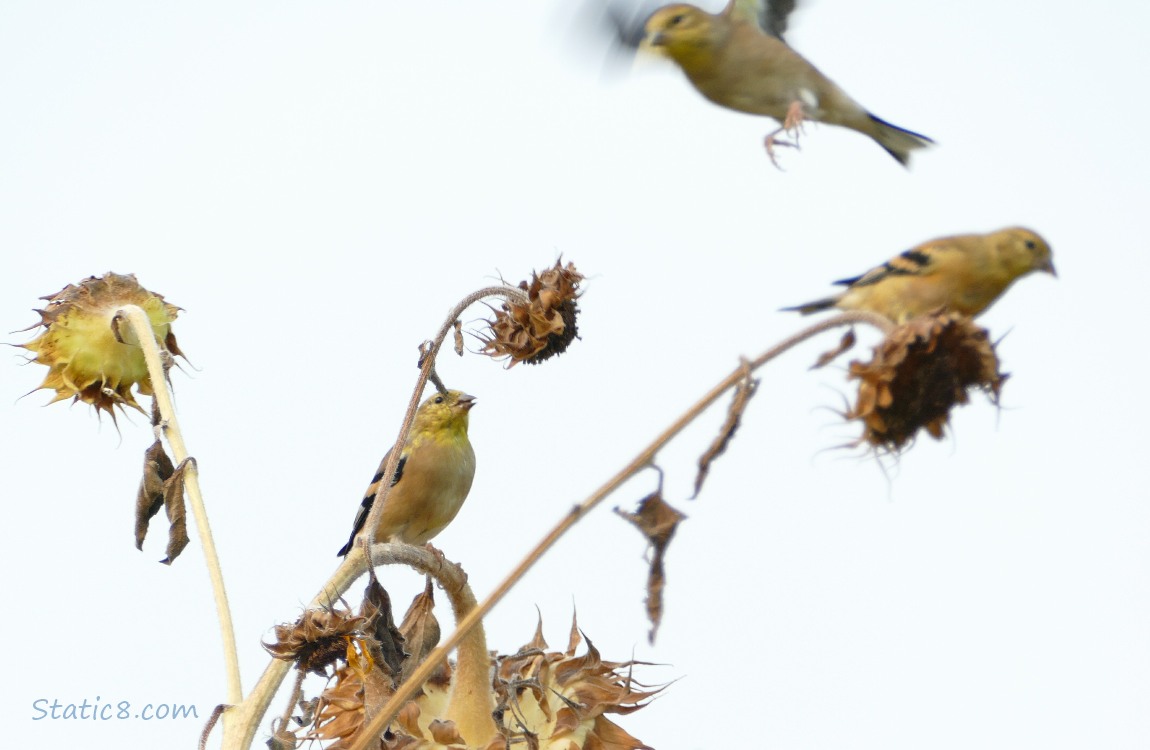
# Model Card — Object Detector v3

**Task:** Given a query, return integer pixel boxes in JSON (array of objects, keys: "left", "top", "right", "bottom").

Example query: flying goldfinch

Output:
[
  {"left": 784, "top": 227, "right": 1056, "bottom": 323},
  {"left": 619, "top": 0, "right": 933, "bottom": 165},
  {"left": 337, "top": 390, "right": 476, "bottom": 556}
]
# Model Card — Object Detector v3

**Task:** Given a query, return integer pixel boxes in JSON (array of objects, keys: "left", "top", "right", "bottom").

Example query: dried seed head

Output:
[
  {"left": 18, "top": 272, "right": 184, "bottom": 418},
  {"left": 265, "top": 608, "right": 367, "bottom": 676},
  {"left": 848, "top": 312, "right": 1006, "bottom": 451},
  {"left": 480, "top": 260, "right": 583, "bottom": 366}
]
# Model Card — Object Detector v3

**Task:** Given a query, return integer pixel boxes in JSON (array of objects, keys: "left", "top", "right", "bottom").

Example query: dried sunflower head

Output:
[
  {"left": 480, "top": 260, "right": 583, "bottom": 366},
  {"left": 18, "top": 272, "right": 184, "bottom": 418},
  {"left": 848, "top": 312, "right": 1006, "bottom": 451},
  {"left": 265, "top": 608, "right": 368, "bottom": 676}
]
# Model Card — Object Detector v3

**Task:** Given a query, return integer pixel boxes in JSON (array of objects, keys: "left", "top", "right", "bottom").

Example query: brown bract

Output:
[
  {"left": 481, "top": 260, "right": 583, "bottom": 366},
  {"left": 848, "top": 312, "right": 1006, "bottom": 451},
  {"left": 19, "top": 272, "right": 184, "bottom": 419}
]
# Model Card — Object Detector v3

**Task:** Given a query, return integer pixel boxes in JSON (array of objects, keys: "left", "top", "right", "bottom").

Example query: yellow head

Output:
[
  {"left": 643, "top": 4, "right": 721, "bottom": 59},
  {"left": 412, "top": 389, "right": 476, "bottom": 439},
  {"left": 995, "top": 227, "right": 1056, "bottom": 280}
]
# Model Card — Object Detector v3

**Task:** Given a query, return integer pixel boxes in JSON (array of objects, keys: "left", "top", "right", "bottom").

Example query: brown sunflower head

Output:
[
  {"left": 848, "top": 312, "right": 1006, "bottom": 451},
  {"left": 480, "top": 260, "right": 583, "bottom": 366},
  {"left": 18, "top": 272, "right": 184, "bottom": 419},
  {"left": 264, "top": 607, "right": 368, "bottom": 676}
]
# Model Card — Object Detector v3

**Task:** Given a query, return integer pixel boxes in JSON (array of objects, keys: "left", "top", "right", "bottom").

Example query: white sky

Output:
[{"left": 2, "top": 1, "right": 1148, "bottom": 748}]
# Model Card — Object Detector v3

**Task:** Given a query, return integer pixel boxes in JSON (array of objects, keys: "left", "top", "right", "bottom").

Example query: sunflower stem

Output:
[{"left": 117, "top": 305, "right": 242, "bottom": 707}]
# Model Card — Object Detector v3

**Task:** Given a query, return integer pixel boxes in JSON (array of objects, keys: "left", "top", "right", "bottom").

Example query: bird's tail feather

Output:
[
  {"left": 868, "top": 114, "right": 933, "bottom": 167},
  {"left": 781, "top": 297, "right": 838, "bottom": 315}
]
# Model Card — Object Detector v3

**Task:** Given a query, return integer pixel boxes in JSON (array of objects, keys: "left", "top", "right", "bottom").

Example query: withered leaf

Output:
[
  {"left": 135, "top": 439, "right": 174, "bottom": 550},
  {"left": 398, "top": 578, "right": 440, "bottom": 683},
  {"left": 160, "top": 457, "right": 193, "bottom": 564},
  {"left": 453, "top": 319, "right": 464, "bottom": 357},
  {"left": 692, "top": 364, "right": 758, "bottom": 499},
  {"left": 615, "top": 491, "right": 686, "bottom": 643},
  {"left": 360, "top": 575, "right": 406, "bottom": 680},
  {"left": 812, "top": 328, "right": 857, "bottom": 369}
]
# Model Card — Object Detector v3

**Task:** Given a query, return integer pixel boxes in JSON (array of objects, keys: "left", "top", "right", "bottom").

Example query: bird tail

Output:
[
  {"left": 780, "top": 297, "right": 839, "bottom": 316},
  {"left": 867, "top": 114, "right": 934, "bottom": 167}
]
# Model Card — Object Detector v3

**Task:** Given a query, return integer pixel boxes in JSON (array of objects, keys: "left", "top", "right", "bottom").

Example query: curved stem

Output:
[
  {"left": 346, "top": 310, "right": 890, "bottom": 750},
  {"left": 118, "top": 305, "right": 243, "bottom": 705},
  {"left": 356, "top": 286, "right": 529, "bottom": 554}
]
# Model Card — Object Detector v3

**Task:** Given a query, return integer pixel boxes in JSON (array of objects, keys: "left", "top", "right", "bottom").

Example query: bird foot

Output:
[
  {"left": 763, "top": 101, "right": 809, "bottom": 166},
  {"left": 763, "top": 129, "right": 800, "bottom": 168},
  {"left": 422, "top": 542, "right": 447, "bottom": 565},
  {"left": 764, "top": 100, "right": 808, "bottom": 168}
]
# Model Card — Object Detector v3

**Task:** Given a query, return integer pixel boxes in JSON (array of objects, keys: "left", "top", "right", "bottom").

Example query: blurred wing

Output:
[
  {"left": 589, "top": 0, "right": 655, "bottom": 50},
  {"left": 726, "top": 0, "right": 798, "bottom": 39},
  {"left": 836, "top": 247, "right": 936, "bottom": 288}
]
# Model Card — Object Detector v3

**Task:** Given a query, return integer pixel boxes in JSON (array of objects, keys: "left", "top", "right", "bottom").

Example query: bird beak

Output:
[
  {"left": 646, "top": 31, "right": 666, "bottom": 47},
  {"left": 1043, "top": 260, "right": 1058, "bottom": 278},
  {"left": 458, "top": 394, "right": 477, "bottom": 411}
]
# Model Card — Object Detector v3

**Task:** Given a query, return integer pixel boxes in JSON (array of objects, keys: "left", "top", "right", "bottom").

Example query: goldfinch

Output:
[
  {"left": 337, "top": 390, "right": 476, "bottom": 556},
  {"left": 784, "top": 227, "right": 1056, "bottom": 323},
  {"left": 627, "top": 0, "right": 933, "bottom": 165}
]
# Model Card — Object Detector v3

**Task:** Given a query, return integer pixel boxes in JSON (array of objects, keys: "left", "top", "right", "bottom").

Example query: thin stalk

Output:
[{"left": 118, "top": 305, "right": 242, "bottom": 705}]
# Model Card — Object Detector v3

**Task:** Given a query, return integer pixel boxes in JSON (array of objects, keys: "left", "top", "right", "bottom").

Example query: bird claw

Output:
[
  {"left": 763, "top": 129, "right": 800, "bottom": 168},
  {"left": 764, "top": 101, "right": 808, "bottom": 168}
]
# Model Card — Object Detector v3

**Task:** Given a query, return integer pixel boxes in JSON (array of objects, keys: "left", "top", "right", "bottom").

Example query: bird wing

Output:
[
  {"left": 725, "top": 0, "right": 799, "bottom": 39},
  {"left": 336, "top": 450, "right": 408, "bottom": 556},
  {"left": 602, "top": 1, "right": 651, "bottom": 48},
  {"left": 835, "top": 247, "right": 937, "bottom": 289}
]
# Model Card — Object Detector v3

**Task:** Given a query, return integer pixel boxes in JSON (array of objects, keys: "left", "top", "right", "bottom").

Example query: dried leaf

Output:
[
  {"left": 693, "top": 363, "right": 758, "bottom": 499},
  {"left": 360, "top": 575, "right": 406, "bottom": 680},
  {"left": 160, "top": 457, "right": 193, "bottom": 564},
  {"left": 616, "top": 491, "right": 686, "bottom": 643},
  {"left": 398, "top": 578, "right": 440, "bottom": 683},
  {"left": 811, "top": 328, "right": 857, "bottom": 369},
  {"left": 453, "top": 319, "right": 464, "bottom": 357},
  {"left": 135, "top": 439, "right": 174, "bottom": 550}
]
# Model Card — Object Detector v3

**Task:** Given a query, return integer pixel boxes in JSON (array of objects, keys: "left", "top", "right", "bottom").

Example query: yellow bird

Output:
[
  {"left": 784, "top": 227, "right": 1056, "bottom": 323},
  {"left": 337, "top": 390, "right": 476, "bottom": 556},
  {"left": 631, "top": 0, "right": 933, "bottom": 165}
]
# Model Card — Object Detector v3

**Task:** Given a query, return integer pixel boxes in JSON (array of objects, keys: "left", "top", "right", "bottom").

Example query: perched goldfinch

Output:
[
  {"left": 784, "top": 227, "right": 1056, "bottom": 323},
  {"left": 337, "top": 390, "right": 476, "bottom": 556},
  {"left": 627, "top": 0, "right": 933, "bottom": 165}
]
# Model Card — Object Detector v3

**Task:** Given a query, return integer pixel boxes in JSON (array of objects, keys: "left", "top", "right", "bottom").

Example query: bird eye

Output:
[
  {"left": 1025, "top": 240, "right": 1037, "bottom": 250},
  {"left": 434, "top": 396, "right": 445, "bottom": 404},
  {"left": 669, "top": 13, "right": 685, "bottom": 25}
]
